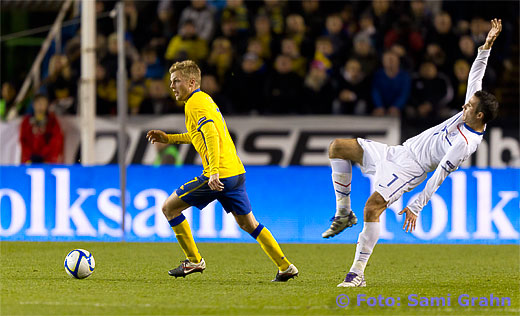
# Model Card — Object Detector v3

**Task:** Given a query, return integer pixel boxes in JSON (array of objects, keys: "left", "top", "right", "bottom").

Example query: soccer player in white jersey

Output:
[{"left": 321, "top": 19, "right": 502, "bottom": 287}]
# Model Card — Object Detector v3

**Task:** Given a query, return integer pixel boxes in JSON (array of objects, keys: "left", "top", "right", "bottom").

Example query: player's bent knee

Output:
[
  {"left": 328, "top": 139, "right": 343, "bottom": 159},
  {"left": 161, "top": 195, "right": 185, "bottom": 220},
  {"left": 364, "top": 192, "right": 388, "bottom": 222}
]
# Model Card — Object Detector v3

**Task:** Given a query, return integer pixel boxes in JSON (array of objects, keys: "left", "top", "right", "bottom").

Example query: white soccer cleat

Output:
[
  {"left": 272, "top": 264, "right": 299, "bottom": 282},
  {"left": 337, "top": 272, "right": 366, "bottom": 287},
  {"left": 322, "top": 212, "right": 358, "bottom": 238},
  {"left": 168, "top": 258, "right": 206, "bottom": 278}
]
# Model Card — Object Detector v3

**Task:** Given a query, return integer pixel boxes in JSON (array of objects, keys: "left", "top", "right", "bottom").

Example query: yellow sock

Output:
[
  {"left": 168, "top": 214, "right": 201, "bottom": 263},
  {"left": 251, "top": 224, "right": 291, "bottom": 271}
]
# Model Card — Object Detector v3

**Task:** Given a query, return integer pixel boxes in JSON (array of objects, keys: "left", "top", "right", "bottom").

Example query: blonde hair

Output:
[{"left": 169, "top": 60, "right": 201, "bottom": 87}]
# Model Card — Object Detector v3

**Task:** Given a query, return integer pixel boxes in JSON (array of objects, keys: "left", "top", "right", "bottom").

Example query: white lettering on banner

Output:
[
  {"left": 197, "top": 200, "right": 217, "bottom": 237},
  {"left": 473, "top": 171, "right": 519, "bottom": 239},
  {"left": 0, "top": 189, "right": 26, "bottom": 236},
  {"left": 490, "top": 129, "right": 520, "bottom": 167},
  {"left": 26, "top": 168, "right": 48, "bottom": 236},
  {"left": 412, "top": 194, "right": 448, "bottom": 240},
  {"left": 447, "top": 172, "right": 470, "bottom": 239},
  {"left": 97, "top": 188, "right": 132, "bottom": 237},
  {"left": 220, "top": 209, "right": 241, "bottom": 238},
  {"left": 133, "top": 189, "right": 172, "bottom": 238},
  {"left": 50, "top": 169, "right": 97, "bottom": 236}
]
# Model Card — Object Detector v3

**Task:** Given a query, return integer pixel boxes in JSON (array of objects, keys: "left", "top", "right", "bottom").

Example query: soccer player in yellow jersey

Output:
[{"left": 146, "top": 60, "right": 298, "bottom": 281}]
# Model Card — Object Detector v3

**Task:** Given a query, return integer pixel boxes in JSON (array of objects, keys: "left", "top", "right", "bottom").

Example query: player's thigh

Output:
[
  {"left": 329, "top": 138, "right": 363, "bottom": 164},
  {"left": 162, "top": 192, "right": 191, "bottom": 220}
]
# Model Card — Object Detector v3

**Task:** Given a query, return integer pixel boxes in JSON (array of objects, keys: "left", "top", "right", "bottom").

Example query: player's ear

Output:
[{"left": 476, "top": 111, "right": 484, "bottom": 121}]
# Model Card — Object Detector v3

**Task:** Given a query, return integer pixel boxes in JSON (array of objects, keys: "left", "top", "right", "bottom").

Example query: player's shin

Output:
[
  {"left": 330, "top": 158, "right": 352, "bottom": 217},
  {"left": 168, "top": 214, "right": 202, "bottom": 263},
  {"left": 250, "top": 224, "right": 291, "bottom": 271},
  {"left": 350, "top": 222, "right": 380, "bottom": 275}
]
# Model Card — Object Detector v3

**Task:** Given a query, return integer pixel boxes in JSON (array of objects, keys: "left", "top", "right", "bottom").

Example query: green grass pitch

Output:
[{"left": 1, "top": 242, "right": 518, "bottom": 315}]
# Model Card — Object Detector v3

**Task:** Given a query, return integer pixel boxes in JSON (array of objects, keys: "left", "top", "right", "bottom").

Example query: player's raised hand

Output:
[
  {"left": 483, "top": 18, "right": 502, "bottom": 49},
  {"left": 398, "top": 207, "right": 417, "bottom": 233},
  {"left": 146, "top": 130, "right": 168, "bottom": 144}
]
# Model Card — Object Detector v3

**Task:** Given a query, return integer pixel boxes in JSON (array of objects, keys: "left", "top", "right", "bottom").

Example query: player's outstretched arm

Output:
[
  {"left": 146, "top": 130, "right": 168, "bottom": 144},
  {"left": 465, "top": 18, "right": 501, "bottom": 103},
  {"left": 483, "top": 18, "right": 502, "bottom": 50}
]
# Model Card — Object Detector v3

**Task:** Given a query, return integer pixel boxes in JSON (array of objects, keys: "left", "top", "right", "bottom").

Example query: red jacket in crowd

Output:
[{"left": 19, "top": 113, "right": 64, "bottom": 163}]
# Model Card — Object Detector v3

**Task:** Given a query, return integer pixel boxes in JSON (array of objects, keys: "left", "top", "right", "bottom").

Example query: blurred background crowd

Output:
[{"left": 1, "top": 0, "right": 518, "bottom": 124}]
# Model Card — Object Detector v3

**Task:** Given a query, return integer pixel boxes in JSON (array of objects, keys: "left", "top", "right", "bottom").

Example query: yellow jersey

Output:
[{"left": 168, "top": 89, "right": 245, "bottom": 178}]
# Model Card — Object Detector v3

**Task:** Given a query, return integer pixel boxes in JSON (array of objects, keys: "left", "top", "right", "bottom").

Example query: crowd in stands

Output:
[{"left": 2, "top": 0, "right": 517, "bottom": 124}]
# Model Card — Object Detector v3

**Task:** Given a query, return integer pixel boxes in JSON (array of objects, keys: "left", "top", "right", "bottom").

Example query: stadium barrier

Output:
[
  {"left": 2, "top": 115, "right": 518, "bottom": 167},
  {"left": 1, "top": 165, "right": 518, "bottom": 244}
]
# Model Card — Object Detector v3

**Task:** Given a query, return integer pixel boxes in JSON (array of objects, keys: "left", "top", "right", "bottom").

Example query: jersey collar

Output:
[
  {"left": 187, "top": 88, "right": 201, "bottom": 101},
  {"left": 463, "top": 123, "right": 484, "bottom": 135}
]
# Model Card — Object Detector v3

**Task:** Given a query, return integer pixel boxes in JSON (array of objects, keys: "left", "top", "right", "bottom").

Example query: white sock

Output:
[
  {"left": 330, "top": 158, "right": 352, "bottom": 217},
  {"left": 350, "top": 222, "right": 380, "bottom": 275}
]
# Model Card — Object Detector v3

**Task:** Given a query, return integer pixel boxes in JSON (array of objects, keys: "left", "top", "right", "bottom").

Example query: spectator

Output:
[
  {"left": 350, "top": 33, "right": 378, "bottom": 77},
  {"left": 225, "top": 53, "right": 267, "bottom": 114},
  {"left": 201, "top": 73, "right": 233, "bottom": 114},
  {"left": 408, "top": 61, "right": 453, "bottom": 120},
  {"left": 101, "top": 33, "right": 133, "bottom": 80},
  {"left": 1, "top": 82, "right": 17, "bottom": 121},
  {"left": 302, "top": 60, "right": 334, "bottom": 114},
  {"left": 323, "top": 13, "right": 349, "bottom": 67},
  {"left": 384, "top": 16, "right": 424, "bottom": 64},
  {"left": 470, "top": 17, "right": 489, "bottom": 44},
  {"left": 265, "top": 54, "right": 304, "bottom": 114},
  {"left": 220, "top": 0, "right": 250, "bottom": 34},
  {"left": 408, "top": 0, "right": 433, "bottom": 40},
  {"left": 141, "top": 79, "right": 179, "bottom": 114},
  {"left": 257, "top": 0, "right": 285, "bottom": 35},
  {"left": 449, "top": 59, "right": 470, "bottom": 114},
  {"left": 19, "top": 94, "right": 63, "bottom": 164},
  {"left": 44, "top": 54, "right": 76, "bottom": 115},
  {"left": 96, "top": 63, "right": 117, "bottom": 115},
  {"left": 285, "top": 13, "right": 313, "bottom": 59},
  {"left": 128, "top": 60, "right": 148, "bottom": 115},
  {"left": 178, "top": 0, "right": 216, "bottom": 42},
  {"left": 299, "top": 0, "right": 324, "bottom": 43},
  {"left": 312, "top": 36, "right": 334, "bottom": 73},
  {"left": 142, "top": 45, "right": 165, "bottom": 79},
  {"left": 424, "top": 43, "right": 448, "bottom": 73},
  {"left": 457, "top": 35, "right": 476, "bottom": 64},
  {"left": 165, "top": 19, "right": 209, "bottom": 63},
  {"left": 332, "top": 58, "right": 372, "bottom": 115},
  {"left": 207, "top": 37, "right": 234, "bottom": 84},
  {"left": 357, "top": 12, "right": 377, "bottom": 43},
  {"left": 252, "top": 14, "right": 279, "bottom": 62},
  {"left": 371, "top": 50, "right": 411, "bottom": 117},
  {"left": 216, "top": 11, "right": 248, "bottom": 55},
  {"left": 280, "top": 37, "right": 307, "bottom": 78},
  {"left": 427, "top": 11, "right": 458, "bottom": 62},
  {"left": 366, "top": 0, "right": 398, "bottom": 51}
]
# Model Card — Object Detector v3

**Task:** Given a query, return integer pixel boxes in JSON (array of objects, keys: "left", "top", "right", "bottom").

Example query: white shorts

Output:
[{"left": 357, "top": 138, "right": 427, "bottom": 207}]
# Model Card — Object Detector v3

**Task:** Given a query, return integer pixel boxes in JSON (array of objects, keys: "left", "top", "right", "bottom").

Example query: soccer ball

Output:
[{"left": 64, "top": 249, "right": 95, "bottom": 279}]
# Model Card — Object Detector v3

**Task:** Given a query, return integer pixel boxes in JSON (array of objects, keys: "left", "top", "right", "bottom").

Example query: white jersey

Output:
[{"left": 403, "top": 46, "right": 490, "bottom": 214}]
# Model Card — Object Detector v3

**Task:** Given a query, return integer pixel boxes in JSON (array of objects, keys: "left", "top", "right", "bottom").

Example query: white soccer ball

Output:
[{"left": 64, "top": 249, "right": 95, "bottom": 279}]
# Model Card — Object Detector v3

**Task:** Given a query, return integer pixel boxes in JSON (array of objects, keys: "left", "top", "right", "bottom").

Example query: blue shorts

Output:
[{"left": 175, "top": 173, "right": 252, "bottom": 215}]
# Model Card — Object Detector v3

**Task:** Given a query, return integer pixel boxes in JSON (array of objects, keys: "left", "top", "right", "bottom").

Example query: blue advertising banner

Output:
[{"left": 0, "top": 165, "right": 518, "bottom": 243}]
